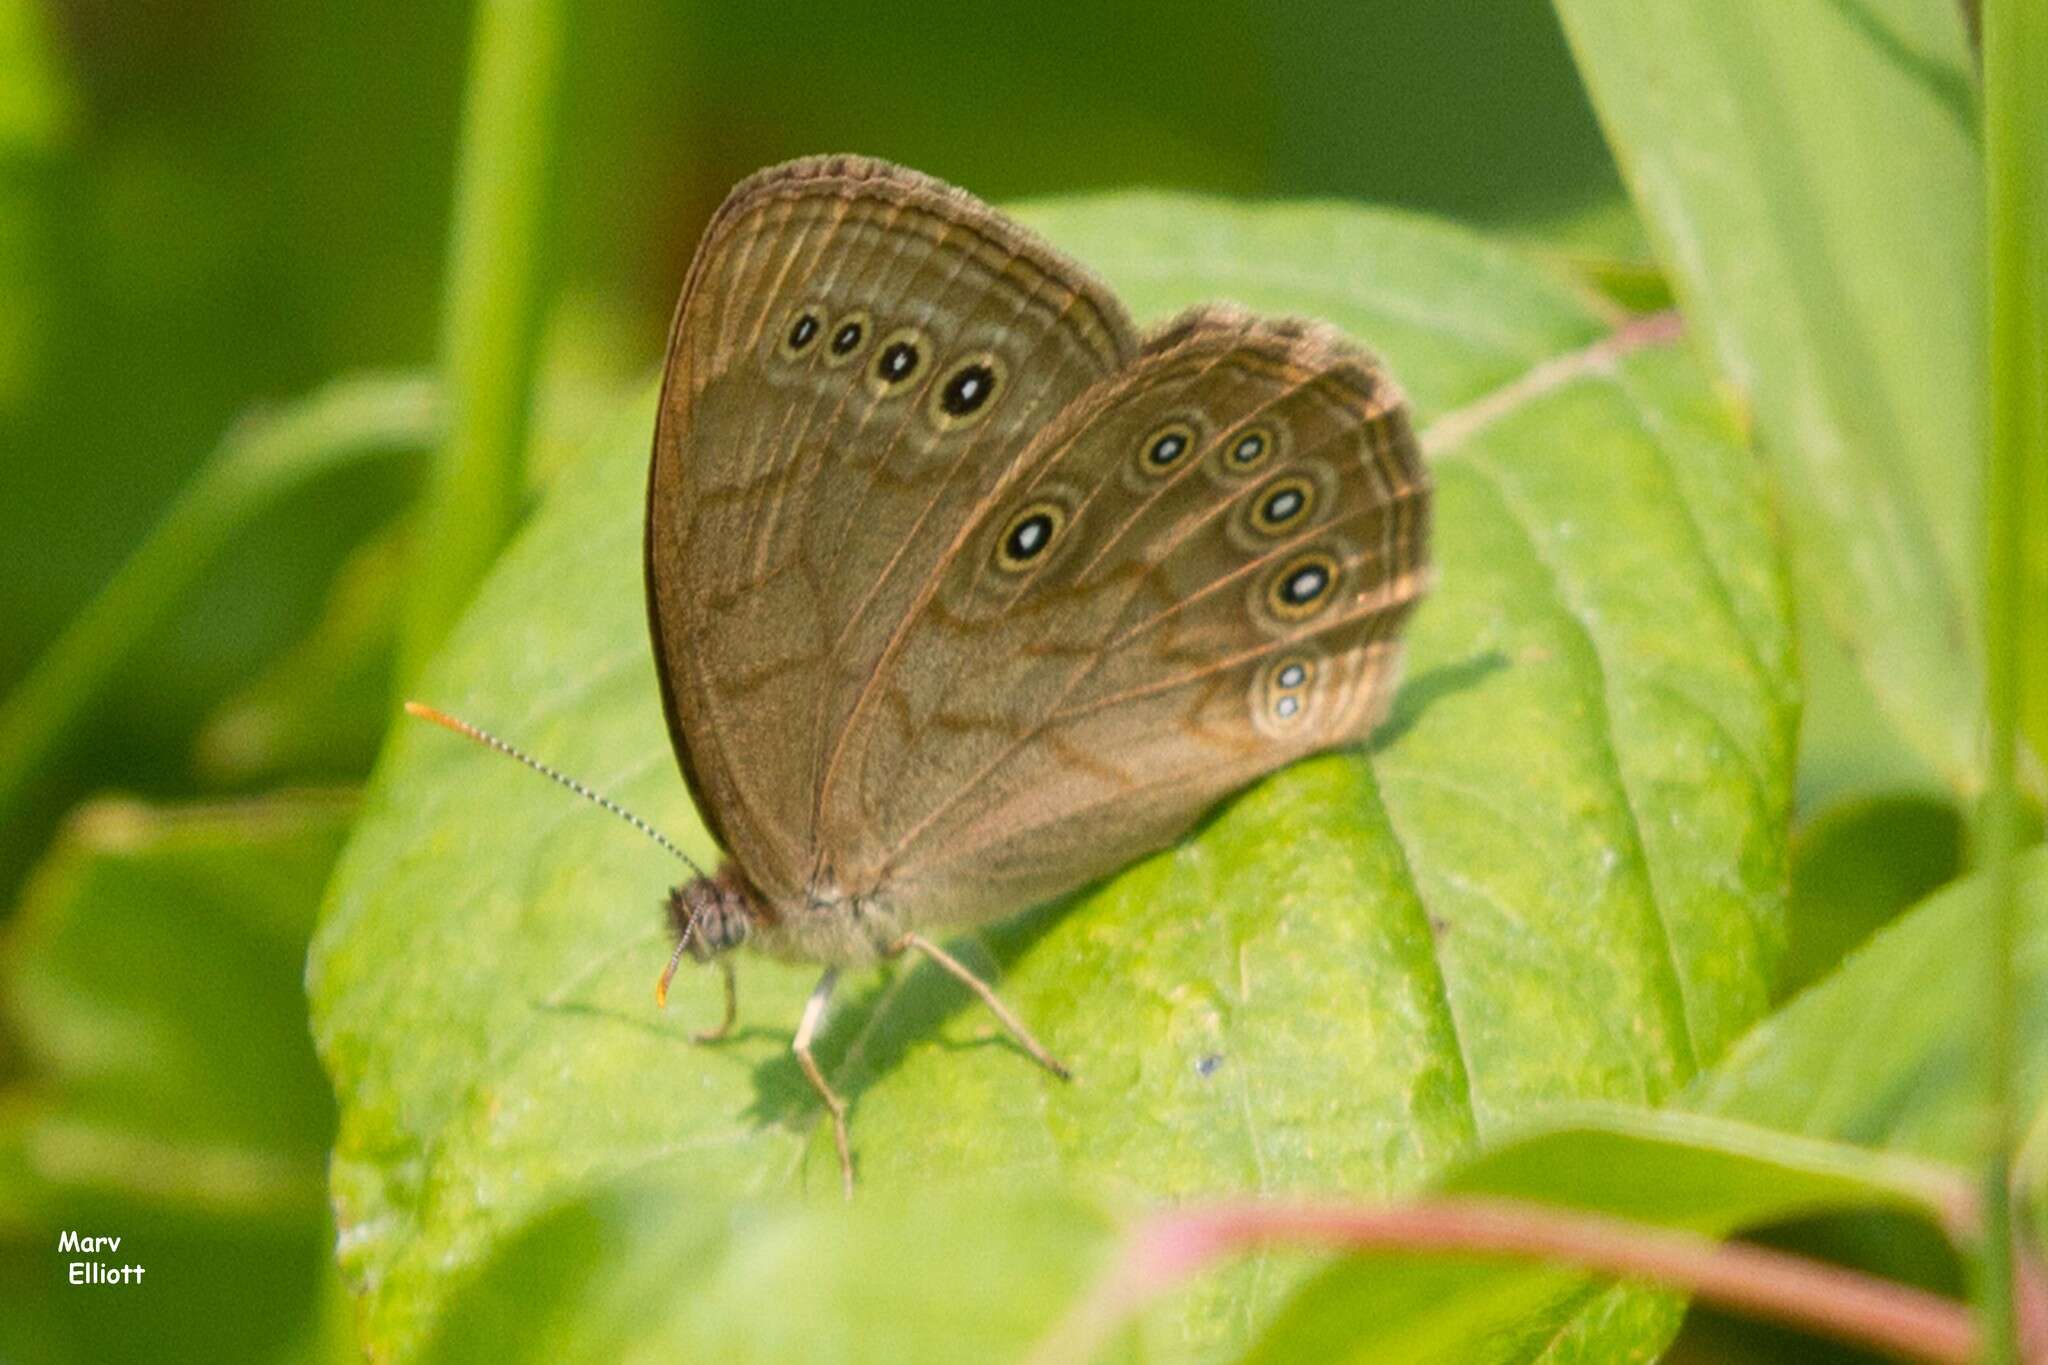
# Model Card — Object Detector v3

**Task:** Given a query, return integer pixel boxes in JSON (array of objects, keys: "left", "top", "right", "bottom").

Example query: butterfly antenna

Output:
[
  {"left": 403, "top": 702, "right": 711, "bottom": 883},
  {"left": 655, "top": 938, "right": 690, "bottom": 1008}
]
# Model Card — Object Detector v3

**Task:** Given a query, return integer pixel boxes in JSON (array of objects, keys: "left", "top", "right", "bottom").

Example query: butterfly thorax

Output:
[{"left": 665, "top": 861, "right": 906, "bottom": 968}]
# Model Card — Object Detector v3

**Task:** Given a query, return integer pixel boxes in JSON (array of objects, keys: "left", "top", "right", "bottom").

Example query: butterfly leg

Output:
[
  {"left": 791, "top": 967, "right": 854, "bottom": 1198},
  {"left": 691, "top": 958, "right": 738, "bottom": 1043},
  {"left": 893, "top": 932, "right": 1071, "bottom": 1081}
]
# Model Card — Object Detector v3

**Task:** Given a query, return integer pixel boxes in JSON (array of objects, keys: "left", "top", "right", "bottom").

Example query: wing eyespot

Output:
[
  {"left": 1220, "top": 423, "right": 1279, "bottom": 475},
  {"left": 821, "top": 310, "right": 873, "bottom": 367},
  {"left": 1135, "top": 419, "right": 1199, "bottom": 477},
  {"left": 1253, "top": 651, "right": 1319, "bottom": 735},
  {"left": 1249, "top": 474, "right": 1316, "bottom": 536},
  {"left": 866, "top": 327, "right": 930, "bottom": 397},
  {"left": 776, "top": 306, "right": 827, "bottom": 361},
  {"left": 1264, "top": 549, "right": 1341, "bottom": 623},
  {"left": 929, "top": 353, "right": 1005, "bottom": 430},
  {"left": 994, "top": 499, "right": 1068, "bottom": 573}
]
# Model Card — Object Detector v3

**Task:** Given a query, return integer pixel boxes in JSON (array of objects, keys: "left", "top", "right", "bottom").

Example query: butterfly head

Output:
[{"left": 664, "top": 862, "right": 758, "bottom": 963}]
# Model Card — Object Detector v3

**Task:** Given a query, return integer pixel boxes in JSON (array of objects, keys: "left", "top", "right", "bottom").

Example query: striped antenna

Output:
[{"left": 403, "top": 702, "right": 710, "bottom": 883}]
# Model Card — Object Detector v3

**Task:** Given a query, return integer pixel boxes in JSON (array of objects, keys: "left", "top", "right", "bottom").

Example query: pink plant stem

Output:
[
  {"left": 1030, "top": 1197, "right": 1981, "bottom": 1365},
  {"left": 1419, "top": 308, "right": 1687, "bottom": 459},
  {"left": 2017, "top": 1239, "right": 2048, "bottom": 1359}
]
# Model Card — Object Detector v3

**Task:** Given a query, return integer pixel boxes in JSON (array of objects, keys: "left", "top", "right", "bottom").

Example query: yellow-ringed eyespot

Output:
[
  {"left": 778, "top": 306, "right": 827, "bottom": 360},
  {"left": 866, "top": 327, "right": 930, "bottom": 396},
  {"left": 821, "top": 309, "right": 873, "bottom": 366},
  {"left": 1265, "top": 549, "right": 1341, "bottom": 621},
  {"left": 1137, "top": 420, "right": 1197, "bottom": 476},
  {"left": 929, "top": 352, "right": 1005, "bottom": 429},
  {"left": 995, "top": 499, "right": 1067, "bottom": 572},
  {"left": 1222, "top": 423, "right": 1277, "bottom": 474},
  {"left": 1249, "top": 474, "right": 1317, "bottom": 536},
  {"left": 1253, "top": 652, "right": 1318, "bottom": 734}
]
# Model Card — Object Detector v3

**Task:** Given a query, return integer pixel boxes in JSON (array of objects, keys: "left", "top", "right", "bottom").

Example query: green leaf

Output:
[
  {"left": 1695, "top": 846, "right": 2048, "bottom": 1164},
  {"left": 310, "top": 195, "right": 1797, "bottom": 1359},
  {"left": 1552, "top": 0, "right": 1989, "bottom": 792},
  {"left": 1255, "top": 841, "right": 2048, "bottom": 1365},
  {"left": 416, "top": 1178, "right": 1114, "bottom": 1365},
  {"left": 1778, "top": 791, "right": 1964, "bottom": 1000},
  {"left": 1510, "top": 195, "right": 1678, "bottom": 318},
  {"left": 1240, "top": 1107, "right": 1968, "bottom": 1365},
  {"left": 0, "top": 794, "right": 355, "bottom": 1364},
  {"left": 1686, "top": 845, "right": 2048, "bottom": 1356}
]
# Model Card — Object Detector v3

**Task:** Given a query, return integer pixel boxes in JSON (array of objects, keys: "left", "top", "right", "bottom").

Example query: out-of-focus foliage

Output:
[
  {"left": 0, "top": 794, "right": 354, "bottom": 1365},
  {"left": 1554, "top": 0, "right": 1989, "bottom": 796}
]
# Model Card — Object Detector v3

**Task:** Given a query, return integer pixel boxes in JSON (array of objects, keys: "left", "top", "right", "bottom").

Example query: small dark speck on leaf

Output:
[
  {"left": 1429, "top": 915, "right": 1451, "bottom": 939},
  {"left": 1196, "top": 1053, "right": 1224, "bottom": 1078}
]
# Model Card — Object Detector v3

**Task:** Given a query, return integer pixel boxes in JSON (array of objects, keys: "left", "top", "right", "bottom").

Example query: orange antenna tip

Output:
[
  {"left": 655, "top": 938, "right": 689, "bottom": 1010},
  {"left": 403, "top": 700, "right": 465, "bottom": 733}
]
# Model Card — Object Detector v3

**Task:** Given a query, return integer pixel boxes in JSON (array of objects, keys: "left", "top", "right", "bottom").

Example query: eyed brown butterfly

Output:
[{"left": 414, "top": 155, "right": 1430, "bottom": 1194}]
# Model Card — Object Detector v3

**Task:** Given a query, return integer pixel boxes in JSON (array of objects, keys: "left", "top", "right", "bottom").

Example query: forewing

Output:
[{"left": 647, "top": 156, "right": 1137, "bottom": 904}]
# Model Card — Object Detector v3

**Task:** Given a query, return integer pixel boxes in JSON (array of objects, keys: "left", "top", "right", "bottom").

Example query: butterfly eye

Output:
[
  {"left": 1265, "top": 549, "right": 1340, "bottom": 621},
  {"left": 929, "top": 353, "right": 1006, "bottom": 430},
  {"left": 867, "top": 328, "right": 929, "bottom": 396},
  {"left": 1222, "top": 424, "right": 1278, "bottom": 474},
  {"left": 778, "top": 307, "right": 826, "bottom": 360},
  {"left": 821, "top": 310, "right": 873, "bottom": 367},
  {"left": 1136, "top": 420, "right": 1197, "bottom": 477},
  {"left": 1250, "top": 475, "right": 1316, "bottom": 536},
  {"left": 995, "top": 499, "right": 1067, "bottom": 572}
]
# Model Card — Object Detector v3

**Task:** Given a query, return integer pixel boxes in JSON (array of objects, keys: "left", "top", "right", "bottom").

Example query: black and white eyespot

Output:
[
  {"left": 1224, "top": 424, "right": 1277, "bottom": 473},
  {"left": 995, "top": 498, "right": 1068, "bottom": 573},
  {"left": 821, "top": 309, "right": 873, "bottom": 367},
  {"left": 776, "top": 306, "right": 827, "bottom": 361},
  {"left": 1252, "top": 651, "right": 1320, "bottom": 736},
  {"left": 1264, "top": 549, "right": 1341, "bottom": 622},
  {"left": 1250, "top": 474, "right": 1316, "bottom": 536},
  {"left": 865, "top": 327, "right": 930, "bottom": 396},
  {"left": 1228, "top": 464, "right": 1334, "bottom": 551},
  {"left": 929, "top": 352, "right": 1006, "bottom": 430},
  {"left": 1136, "top": 420, "right": 1198, "bottom": 477}
]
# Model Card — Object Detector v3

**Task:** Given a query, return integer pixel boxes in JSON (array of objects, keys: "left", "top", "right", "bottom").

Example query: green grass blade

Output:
[
  {"left": 398, "top": 0, "right": 572, "bottom": 682},
  {"left": 1978, "top": 0, "right": 2047, "bottom": 1357}
]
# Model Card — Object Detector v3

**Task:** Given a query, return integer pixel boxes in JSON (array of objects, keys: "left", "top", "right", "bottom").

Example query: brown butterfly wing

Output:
[
  {"left": 813, "top": 306, "right": 1431, "bottom": 923},
  {"left": 647, "top": 156, "right": 1138, "bottom": 908}
]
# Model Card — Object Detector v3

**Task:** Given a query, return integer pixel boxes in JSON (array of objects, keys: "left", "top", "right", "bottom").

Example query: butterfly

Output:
[{"left": 418, "top": 155, "right": 1430, "bottom": 1195}]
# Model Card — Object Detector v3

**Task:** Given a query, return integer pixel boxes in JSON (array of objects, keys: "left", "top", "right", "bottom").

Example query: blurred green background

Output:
[{"left": 3, "top": 1, "right": 1784, "bottom": 1361}]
